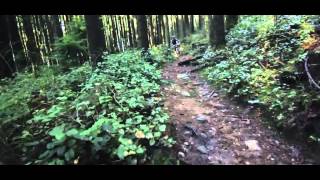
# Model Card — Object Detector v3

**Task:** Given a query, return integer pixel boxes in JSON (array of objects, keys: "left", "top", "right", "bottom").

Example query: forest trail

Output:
[{"left": 162, "top": 55, "right": 306, "bottom": 165}]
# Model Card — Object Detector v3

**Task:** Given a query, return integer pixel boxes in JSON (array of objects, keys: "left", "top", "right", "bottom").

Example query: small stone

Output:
[
  {"left": 208, "top": 129, "right": 216, "bottom": 136},
  {"left": 221, "top": 126, "right": 233, "bottom": 134},
  {"left": 211, "top": 93, "right": 218, "bottom": 97},
  {"left": 177, "top": 73, "right": 190, "bottom": 80},
  {"left": 181, "top": 91, "right": 191, "bottom": 97},
  {"left": 197, "top": 145, "right": 208, "bottom": 154},
  {"left": 275, "top": 140, "right": 280, "bottom": 145},
  {"left": 200, "top": 133, "right": 208, "bottom": 139},
  {"left": 245, "top": 140, "right": 262, "bottom": 151},
  {"left": 178, "top": 152, "right": 185, "bottom": 158},
  {"left": 195, "top": 114, "right": 209, "bottom": 123},
  {"left": 270, "top": 158, "right": 275, "bottom": 161},
  {"left": 184, "top": 131, "right": 192, "bottom": 136},
  {"left": 245, "top": 161, "right": 250, "bottom": 165},
  {"left": 184, "top": 142, "right": 189, "bottom": 146}
]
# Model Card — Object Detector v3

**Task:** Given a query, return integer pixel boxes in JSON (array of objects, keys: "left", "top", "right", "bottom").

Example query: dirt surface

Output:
[{"left": 162, "top": 55, "right": 308, "bottom": 165}]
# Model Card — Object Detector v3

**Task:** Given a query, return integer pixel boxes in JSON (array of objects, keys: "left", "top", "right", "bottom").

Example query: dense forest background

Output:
[{"left": 1, "top": 15, "right": 320, "bottom": 165}]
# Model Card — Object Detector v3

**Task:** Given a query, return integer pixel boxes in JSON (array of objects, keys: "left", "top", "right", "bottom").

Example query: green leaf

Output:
[
  {"left": 49, "top": 125, "right": 66, "bottom": 141},
  {"left": 154, "top": 132, "right": 161, "bottom": 138},
  {"left": 66, "top": 129, "right": 78, "bottom": 136},
  {"left": 57, "top": 146, "right": 66, "bottom": 156},
  {"left": 117, "top": 145, "right": 126, "bottom": 159},
  {"left": 64, "top": 149, "right": 75, "bottom": 161},
  {"left": 159, "top": 125, "right": 166, "bottom": 132},
  {"left": 149, "top": 139, "right": 156, "bottom": 146}
]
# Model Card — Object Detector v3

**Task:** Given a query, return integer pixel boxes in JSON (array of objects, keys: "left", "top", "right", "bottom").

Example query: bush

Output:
[
  {"left": 203, "top": 15, "right": 320, "bottom": 141},
  {"left": 0, "top": 47, "right": 174, "bottom": 165}
]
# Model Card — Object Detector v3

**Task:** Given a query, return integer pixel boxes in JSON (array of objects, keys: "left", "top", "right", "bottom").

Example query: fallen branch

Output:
[
  {"left": 304, "top": 57, "right": 320, "bottom": 90},
  {"left": 178, "top": 55, "right": 203, "bottom": 66}
]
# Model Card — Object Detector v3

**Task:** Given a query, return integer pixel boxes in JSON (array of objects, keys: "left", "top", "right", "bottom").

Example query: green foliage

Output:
[
  {"left": 203, "top": 15, "right": 320, "bottom": 136},
  {"left": 50, "top": 18, "right": 88, "bottom": 68},
  {"left": 0, "top": 47, "right": 173, "bottom": 164}
]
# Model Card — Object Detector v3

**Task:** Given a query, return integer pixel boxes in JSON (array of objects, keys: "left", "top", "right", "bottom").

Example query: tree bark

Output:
[
  {"left": 110, "top": 15, "right": 118, "bottom": 52},
  {"left": 84, "top": 15, "right": 106, "bottom": 68},
  {"left": 52, "top": 15, "right": 63, "bottom": 39},
  {"left": 209, "top": 15, "right": 226, "bottom": 48},
  {"left": 127, "top": 15, "right": 133, "bottom": 48},
  {"left": 148, "top": 15, "right": 155, "bottom": 45},
  {"left": 198, "top": 15, "right": 204, "bottom": 30},
  {"left": 0, "top": 16, "right": 15, "bottom": 78},
  {"left": 22, "top": 15, "right": 42, "bottom": 69},
  {"left": 136, "top": 15, "right": 149, "bottom": 51},
  {"left": 226, "top": 15, "right": 238, "bottom": 31},
  {"left": 183, "top": 15, "right": 190, "bottom": 36},
  {"left": 6, "top": 15, "right": 26, "bottom": 71},
  {"left": 131, "top": 18, "right": 137, "bottom": 47},
  {"left": 190, "top": 15, "right": 195, "bottom": 33},
  {"left": 165, "top": 15, "right": 170, "bottom": 47}
]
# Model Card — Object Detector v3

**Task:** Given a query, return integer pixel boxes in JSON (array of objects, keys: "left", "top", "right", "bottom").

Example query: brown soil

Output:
[{"left": 161, "top": 55, "right": 307, "bottom": 165}]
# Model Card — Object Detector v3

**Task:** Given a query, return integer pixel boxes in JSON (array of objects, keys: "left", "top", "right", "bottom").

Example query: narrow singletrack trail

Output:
[{"left": 162, "top": 55, "right": 306, "bottom": 165}]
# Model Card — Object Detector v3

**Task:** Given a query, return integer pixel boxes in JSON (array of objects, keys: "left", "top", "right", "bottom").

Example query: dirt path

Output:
[{"left": 162, "top": 55, "right": 306, "bottom": 165}]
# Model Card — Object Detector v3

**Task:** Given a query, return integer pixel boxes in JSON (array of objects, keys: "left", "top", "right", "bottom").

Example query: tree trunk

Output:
[
  {"left": 110, "top": 15, "right": 118, "bottom": 52},
  {"left": 136, "top": 15, "right": 149, "bottom": 51},
  {"left": 209, "top": 15, "right": 225, "bottom": 48},
  {"left": 183, "top": 15, "right": 190, "bottom": 36},
  {"left": 127, "top": 15, "right": 133, "bottom": 48},
  {"left": 148, "top": 15, "right": 155, "bottom": 45},
  {"left": 32, "top": 16, "right": 41, "bottom": 53},
  {"left": 226, "top": 15, "right": 238, "bottom": 32},
  {"left": 131, "top": 18, "right": 137, "bottom": 47},
  {"left": 165, "top": 15, "right": 170, "bottom": 47},
  {"left": 155, "top": 15, "right": 162, "bottom": 45},
  {"left": 198, "top": 15, "right": 204, "bottom": 30},
  {"left": 0, "top": 16, "right": 15, "bottom": 78},
  {"left": 39, "top": 15, "right": 50, "bottom": 57},
  {"left": 190, "top": 15, "right": 195, "bottom": 33},
  {"left": 175, "top": 16, "right": 180, "bottom": 38},
  {"left": 45, "top": 15, "right": 55, "bottom": 45},
  {"left": 6, "top": 15, "right": 26, "bottom": 71},
  {"left": 22, "top": 15, "right": 42, "bottom": 70},
  {"left": 160, "top": 15, "right": 166, "bottom": 44},
  {"left": 84, "top": 15, "right": 106, "bottom": 69},
  {"left": 52, "top": 15, "right": 63, "bottom": 39}
]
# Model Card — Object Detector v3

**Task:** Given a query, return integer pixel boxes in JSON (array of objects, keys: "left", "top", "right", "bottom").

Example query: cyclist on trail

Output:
[{"left": 171, "top": 36, "right": 181, "bottom": 55}]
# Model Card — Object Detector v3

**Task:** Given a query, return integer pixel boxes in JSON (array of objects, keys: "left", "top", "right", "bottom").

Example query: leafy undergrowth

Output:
[
  {"left": 0, "top": 45, "right": 175, "bottom": 165},
  {"left": 179, "top": 16, "right": 320, "bottom": 144},
  {"left": 197, "top": 16, "right": 320, "bottom": 144}
]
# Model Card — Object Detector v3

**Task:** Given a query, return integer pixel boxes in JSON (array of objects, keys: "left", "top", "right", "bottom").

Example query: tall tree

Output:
[
  {"left": 6, "top": 15, "right": 26, "bottom": 71},
  {"left": 148, "top": 15, "right": 155, "bottom": 45},
  {"left": 84, "top": 15, "right": 106, "bottom": 68},
  {"left": 155, "top": 15, "right": 163, "bottom": 45},
  {"left": 190, "top": 15, "right": 195, "bottom": 33},
  {"left": 0, "top": 16, "right": 15, "bottom": 78},
  {"left": 160, "top": 15, "right": 166, "bottom": 43},
  {"left": 209, "top": 15, "right": 225, "bottom": 48},
  {"left": 136, "top": 15, "right": 149, "bottom": 51},
  {"left": 22, "top": 15, "right": 42, "bottom": 71},
  {"left": 183, "top": 15, "right": 190, "bottom": 37},
  {"left": 131, "top": 18, "right": 137, "bottom": 47},
  {"left": 127, "top": 15, "right": 133, "bottom": 48},
  {"left": 110, "top": 15, "right": 118, "bottom": 52},
  {"left": 198, "top": 15, "right": 204, "bottom": 30},
  {"left": 226, "top": 15, "right": 238, "bottom": 31},
  {"left": 165, "top": 15, "right": 170, "bottom": 47},
  {"left": 45, "top": 15, "right": 55, "bottom": 45},
  {"left": 52, "top": 15, "right": 63, "bottom": 39}
]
